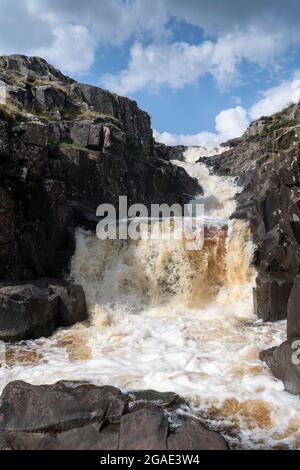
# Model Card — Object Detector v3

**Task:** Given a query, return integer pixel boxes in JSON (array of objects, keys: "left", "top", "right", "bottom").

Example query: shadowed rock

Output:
[
  {"left": 253, "top": 274, "right": 293, "bottom": 321},
  {"left": 0, "top": 280, "right": 87, "bottom": 341},
  {"left": 287, "top": 275, "right": 300, "bottom": 339},
  {"left": 0, "top": 381, "right": 228, "bottom": 450},
  {"left": 260, "top": 340, "right": 300, "bottom": 396}
]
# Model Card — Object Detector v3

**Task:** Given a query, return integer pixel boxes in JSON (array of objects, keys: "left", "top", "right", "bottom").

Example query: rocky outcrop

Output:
[
  {"left": 259, "top": 340, "right": 300, "bottom": 395},
  {"left": 154, "top": 143, "right": 187, "bottom": 161},
  {"left": 0, "top": 55, "right": 200, "bottom": 283},
  {"left": 206, "top": 102, "right": 300, "bottom": 394},
  {"left": 0, "top": 381, "right": 228, "bottom": 450},
  {"left": 205, "top": 104, "right": 300, "bottom": 318},
  {"left": 287, "top": 274, "right": 300, "bottom": 339},
  {"left": 0, "top": 280, "right": 87, "bottom": 341},
  {"left": 253, "top": 274, "right": 293, "bottom": 322},
  {"left": 0, "top": 55, "right": 200, "bottom": 341}
]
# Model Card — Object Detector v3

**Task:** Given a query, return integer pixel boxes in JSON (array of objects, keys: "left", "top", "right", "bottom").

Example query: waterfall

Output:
[{"left": 1, "top": 147, "right": 300, "bottom": 449}]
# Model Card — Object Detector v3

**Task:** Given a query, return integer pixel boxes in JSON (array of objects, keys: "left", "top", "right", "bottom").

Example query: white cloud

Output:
[
  {"left": 0, "top": 0, "right": 170, "bottom": 75},
  {"left": 249, "top": 74, "right": 300, "bottom": 119},
  {"left": 154, "top": 106, "right": 249, "bottom": 146},
  {"left": 154, "top": 74, "right": 300, "bottom": 147},
  {"left": 215, "top": 106, "right": 249, "bottom": 139},
  {"left": 34, "top": 24, "right": 97, "bottom": 74},
  {"left": 102, "top": 30, "right": 288, "bottom": 95},
  {"left": 1, "top": 0, "right": 300, "bottom": 78},
  {"left": 153, "top": 130, "right": 219, "bottom": 147}
]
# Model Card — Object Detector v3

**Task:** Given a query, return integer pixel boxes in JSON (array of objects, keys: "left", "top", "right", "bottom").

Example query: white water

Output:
[{"left": 1, "top": 146, "right": 300, "bottom": 449}]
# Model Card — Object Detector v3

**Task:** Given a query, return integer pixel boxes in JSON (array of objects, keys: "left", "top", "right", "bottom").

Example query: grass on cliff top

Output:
[
  {"left": 0, "top": 102, "right": 27, "bottom": 122},
  {"left": 268, "top": 103, "right": 296, "bottom": 131},
  {"left": 246, "top": 103, "right": 297, "bottom": 145}
]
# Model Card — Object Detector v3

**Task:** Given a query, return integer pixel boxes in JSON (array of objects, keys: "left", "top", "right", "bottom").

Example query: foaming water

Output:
[{"left": 1, "top": 146, "right": 300, "bottom": 449}]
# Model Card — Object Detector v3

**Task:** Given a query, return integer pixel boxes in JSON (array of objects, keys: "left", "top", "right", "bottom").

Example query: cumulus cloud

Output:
[
  {"left": 154, "top": 74, "right": 300, "bottom": 146},
  {"left": 249, "top": 74, "right": 300, "bottom": 119},
  {"left": 102, "top": 30, "right": 286, "bottom": 94},
  {"left": 215, "top": 106, "right": 249, "bottom": 138},
  {"left": 1, "top": 0, "right": 300, "bottom": 78},
  {"left": 154, "top": 106, "right": 250, "bottom": 146},
  {"left": 34, "top": 24, "right": 97, "bottom": 74}
]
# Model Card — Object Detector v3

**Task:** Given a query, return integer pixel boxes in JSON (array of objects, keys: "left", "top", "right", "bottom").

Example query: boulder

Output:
[
  {"left": 259, "top": 340, "right": 300, "bottom": 395},
  {"left": 0, "top": 381, "right": 125, "bottom": 432},
  {"left": 253, "top": 274, "right": 293, "bottom": 321},
  {"left": 0, "top": 381, "right": 228, "bottom": 450},
  {"left": 0, "top": 284, "right": 58, "bottom": 341},
  {"left": 287, "top": 274, "right": 300, "bottom": 339},
  {"left": 0, "top": 281, "right": 87, "bottom": 341},
  {"left": 48, "top": 282, "right": 87, "bottom": 327}
]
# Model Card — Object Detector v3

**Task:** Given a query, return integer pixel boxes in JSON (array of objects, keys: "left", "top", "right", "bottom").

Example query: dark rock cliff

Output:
[
  {"left": 204, "top": 102, "right": 300, "bottom": 395},
  {"left": 0, "top": 56, "right": 227, "bottom": 450},
  {"left": 0, "top": 54, "right": 200, "bottom": 341}
]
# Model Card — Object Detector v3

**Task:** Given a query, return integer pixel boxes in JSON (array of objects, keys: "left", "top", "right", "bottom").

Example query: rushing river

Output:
[{"left": 1, "top": 148, "right": 300, "bottom": 449}]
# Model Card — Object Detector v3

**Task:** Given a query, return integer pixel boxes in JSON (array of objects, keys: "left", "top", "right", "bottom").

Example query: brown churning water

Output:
[{"left": 1, "top": 148, "right": 300, "bottom": 449}]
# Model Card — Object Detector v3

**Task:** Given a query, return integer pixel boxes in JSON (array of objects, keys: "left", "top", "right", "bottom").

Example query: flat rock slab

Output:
[{"left": 0, "top": 381, "right": 228, "bottom": 450}]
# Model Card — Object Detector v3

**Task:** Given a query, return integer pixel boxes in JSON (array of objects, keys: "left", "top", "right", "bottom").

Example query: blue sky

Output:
[{"left": 1, "top": 0, "right": 300, "bottom": 145}]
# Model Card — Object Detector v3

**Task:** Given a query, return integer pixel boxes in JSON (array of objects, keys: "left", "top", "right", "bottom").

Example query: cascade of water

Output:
[{"left": 1, "top": 147, "right": 300, "bottom": 449}]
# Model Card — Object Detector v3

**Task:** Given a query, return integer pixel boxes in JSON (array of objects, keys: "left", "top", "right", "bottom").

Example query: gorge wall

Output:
[
  {"left": 198, "top": 103, "right": 300, "bottom": 395},
  {"left": 0, "top": 55, "right": 200, "bottom": 342},
  {"left": 0, "top": 55, "right": 230, "bottom": 451}
]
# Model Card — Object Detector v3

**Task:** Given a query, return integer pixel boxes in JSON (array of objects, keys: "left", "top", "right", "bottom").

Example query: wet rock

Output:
[
  {"left": 287, "top": 275, "right": 300, "bottom": 339},
  {"left": 0, "top": 281, "right": 87, "bottom": 341},
  {"left": 259, "top": 340, "right": 300, "bottom": 395},
  {"left": 0, "top": 381, "right": 228, "bottom": 450},
  {"left": 119, "top": 409, "right": 169, "bottom": 450},
  {"left": 253, "top": 274, "right": 293, "bottom": 321},
  {"left": 0, "top": 284, "right": 58, "bottom": 341},
  {"left": 40, "top": 423, "right": 120, "bottom": 451},
  {"left": 167, "top": 418, "right": 229, "bottom": 450},
  {"left": 0, "top": 381, "right": 125, "bottom": 432},
  {"left": 206, "top": 101, "right": 300, "bottom": 395},
  {"left": 48, "top": 283, "right": 87, "bottom": 327},
  {"left": 127, "top": 389, "right": 184, "bottom": 410}
]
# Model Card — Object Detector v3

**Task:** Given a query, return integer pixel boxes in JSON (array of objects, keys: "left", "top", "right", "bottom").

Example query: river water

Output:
[{"left": 1, "top": 148, "right": 300, "bottom": 449}]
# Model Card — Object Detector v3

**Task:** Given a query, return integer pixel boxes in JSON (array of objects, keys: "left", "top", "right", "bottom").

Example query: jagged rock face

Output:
[
  {"left": 0, "top": 55, "right": 200, "bottom": 281},
  {"left": 154, "top": 143, "right": 187, "bottom": 161},
  {"left": 206, "top": 103, "right": 300, "bottom": 322},
  {"left": 287, "top": 275, "right": 300, "bottom": 340},
  {"left": 253, "top": 274, "right": 293, "bottom": 322},
  {"left": 259, "top": 341, "right": 300, "bottom": 396},
  {"left": 0, "top": 54, "right": 153, "bottom": 156},
  {"left": 0, "top": 55, "right": 75, "bottom": 84},
  {"left": 0, "top": 381, "right": 228, "bottom": 450},
  {"left": 206, "top": 102, "right": 300, "bottom": 394}
]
